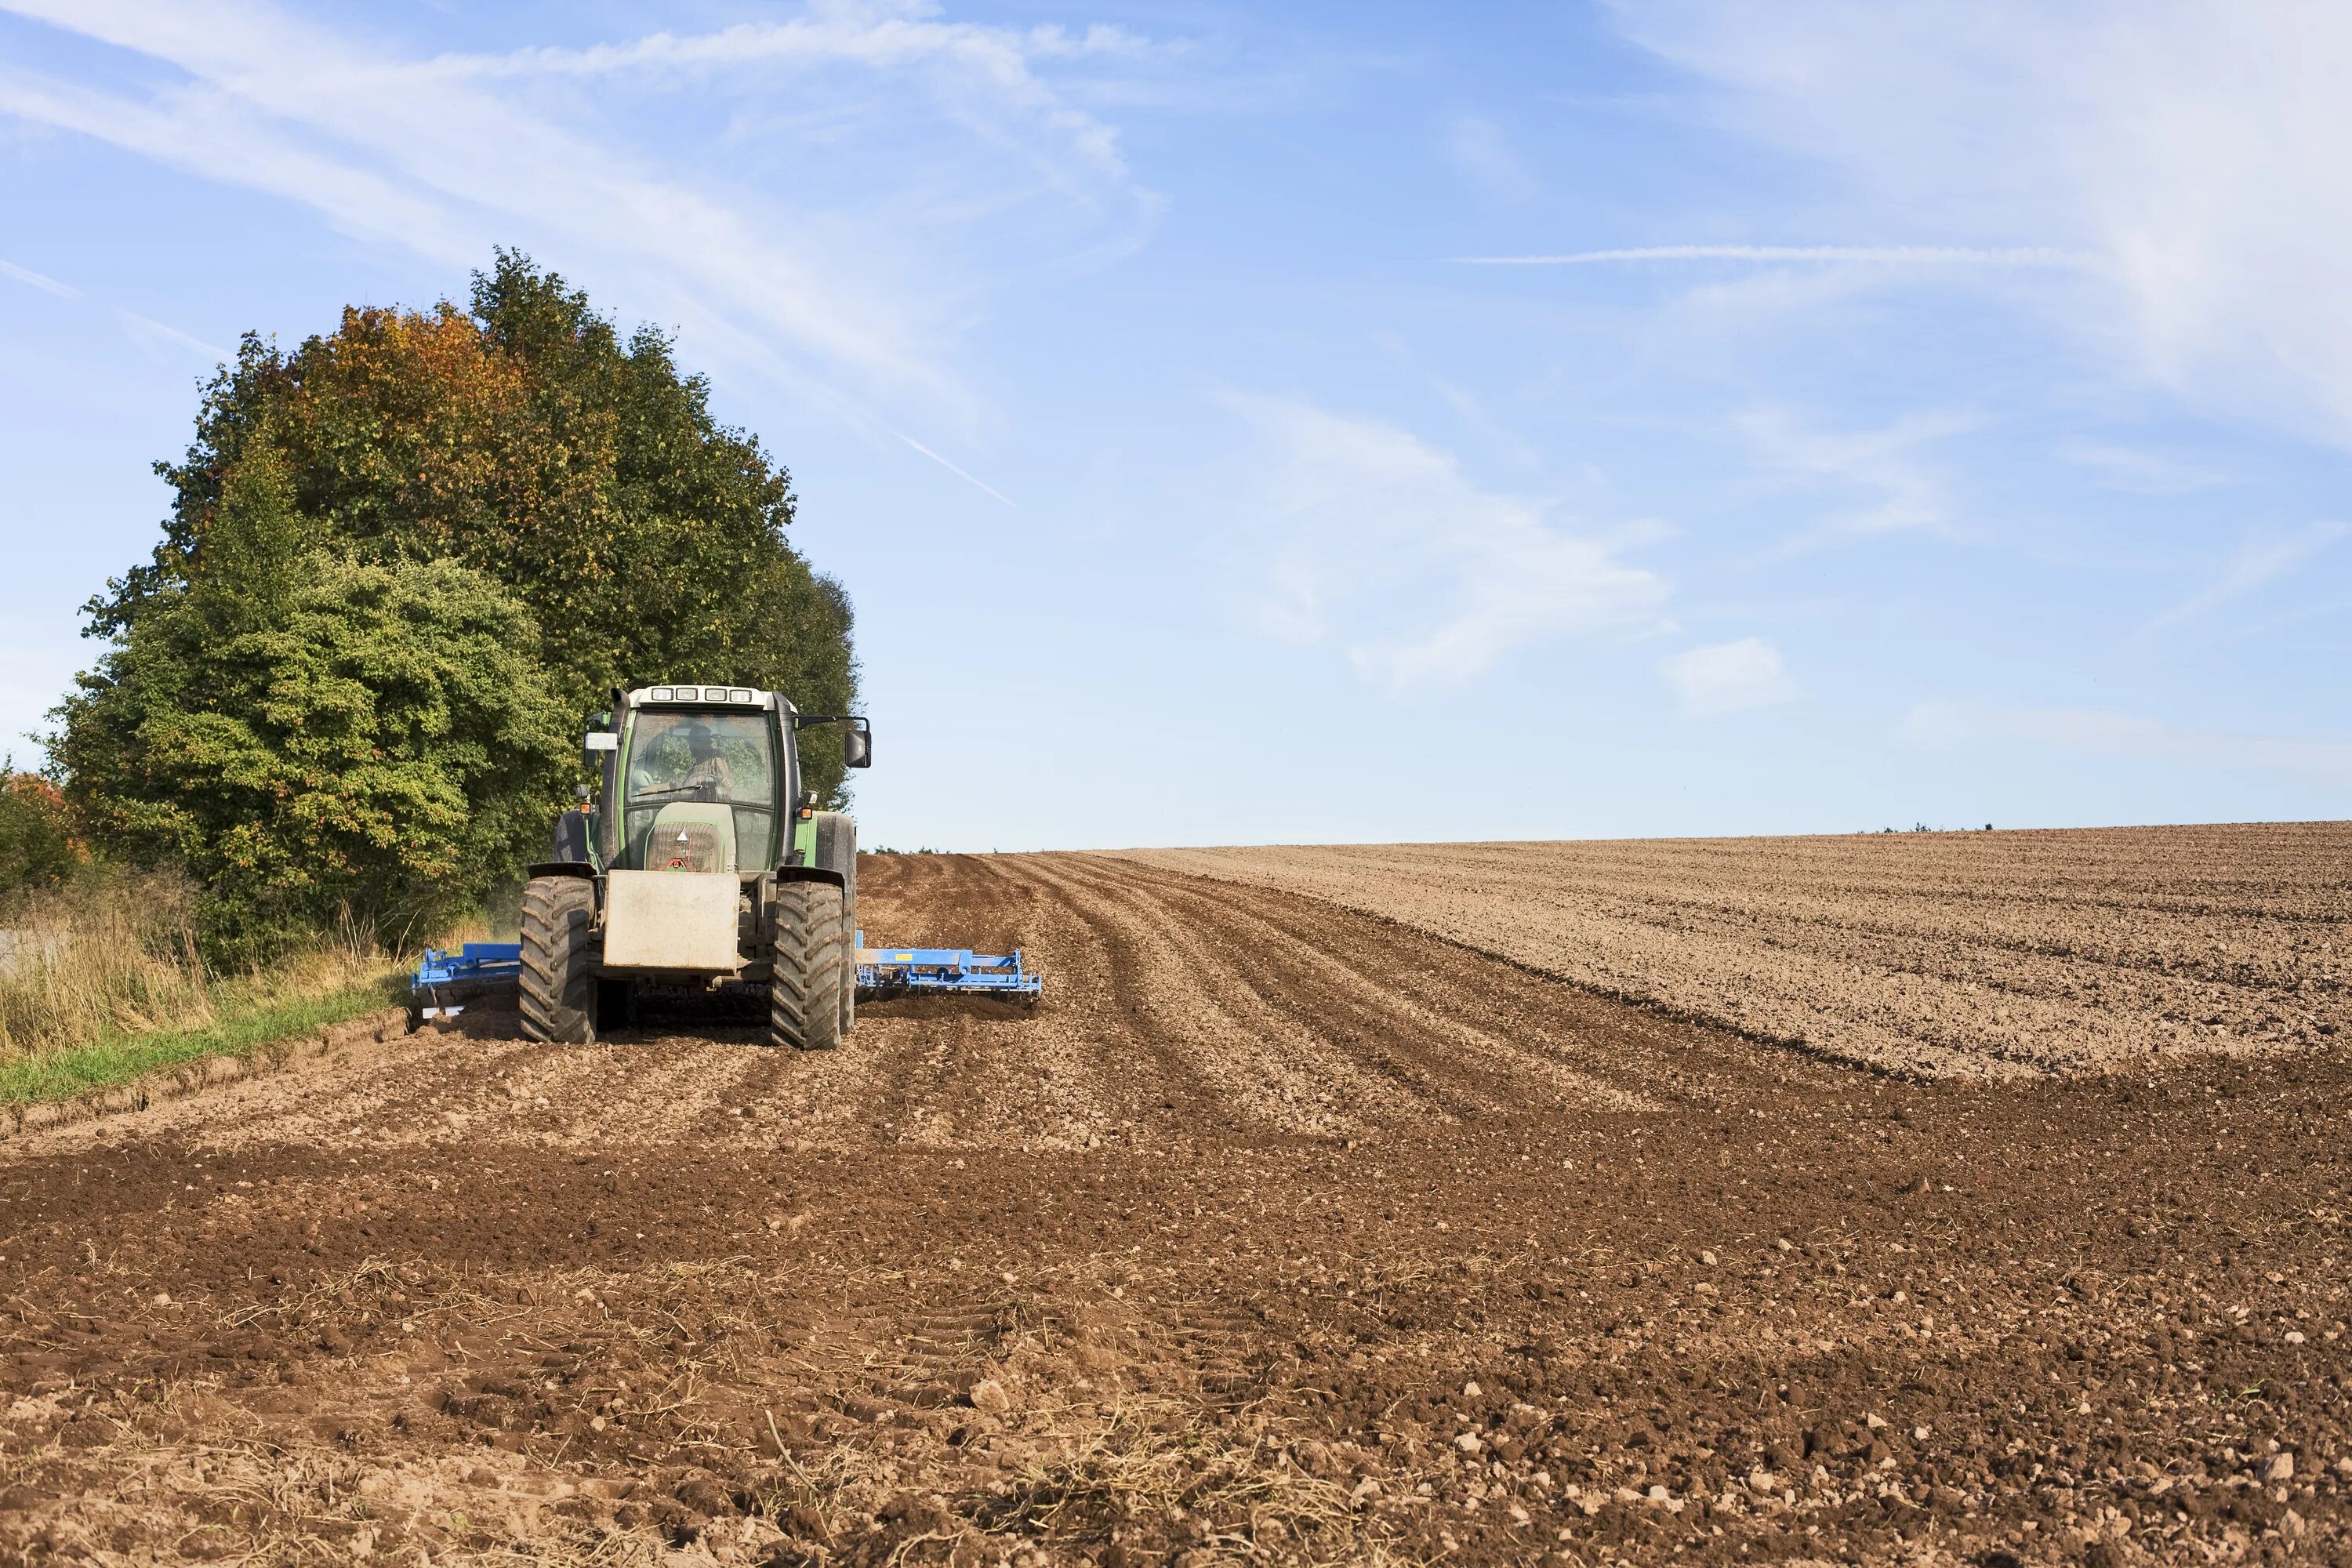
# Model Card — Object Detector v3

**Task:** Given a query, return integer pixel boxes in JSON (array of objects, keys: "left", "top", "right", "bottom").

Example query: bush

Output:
[
  {"left": 0, "top": 769, "right": 81, "bottom": 902},
  {"left": 54, "top": 444, "right": 573, "bottom": 964}
]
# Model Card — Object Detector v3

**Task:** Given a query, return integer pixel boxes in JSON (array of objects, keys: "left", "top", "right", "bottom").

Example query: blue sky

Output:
[{"left": 1, "top": 0, "right": 2347, "bottom": 850}]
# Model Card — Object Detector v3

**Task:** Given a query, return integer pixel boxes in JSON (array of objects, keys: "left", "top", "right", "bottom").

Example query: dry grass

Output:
[
  {"left": 0, "top": 869, "right": 398, "bottom": 1069},
  {"left": 977, "top": 1396, "right": 1377, "bottom": 1560},
  {"left": 0, "top": 870, "right": 213, "bottom": 1054}
]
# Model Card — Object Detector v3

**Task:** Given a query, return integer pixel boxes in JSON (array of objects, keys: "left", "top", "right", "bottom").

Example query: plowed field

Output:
[
  {"left": 1131, "top": 823, "right": 2352, "bottom": 1080},
  {"left": 2, "top": 843, "right": 2347, "bottom": 1568}
]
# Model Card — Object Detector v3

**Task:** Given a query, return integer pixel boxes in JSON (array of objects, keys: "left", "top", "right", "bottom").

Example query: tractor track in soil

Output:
[{"left": 0, "top": 848, "right": 2344, "bottom": 1566}]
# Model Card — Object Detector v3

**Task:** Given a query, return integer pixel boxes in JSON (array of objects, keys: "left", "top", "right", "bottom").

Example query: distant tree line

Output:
[{"left": 35, "top": 253, "right": 858, "bottom": 963}]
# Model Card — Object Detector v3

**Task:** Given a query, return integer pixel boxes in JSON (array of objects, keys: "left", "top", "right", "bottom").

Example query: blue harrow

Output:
[
  {"left": 411, "top": 942, "right": 522, "bottom": 1022},
  {"left": 409, "top": 932, "right": 1040, "bottom": 1020},
  {"left": 855, "top": 931, "right": 1042, "bottom": 1004}
]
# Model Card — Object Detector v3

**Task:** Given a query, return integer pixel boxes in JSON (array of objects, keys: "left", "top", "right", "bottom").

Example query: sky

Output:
[{"left": 0, "top": 0, "right": 2347, "bottom": 851}]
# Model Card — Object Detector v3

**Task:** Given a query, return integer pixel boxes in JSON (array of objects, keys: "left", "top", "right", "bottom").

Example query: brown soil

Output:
[
  {"left": 1128, "top": 824, "right": 2352, "bottom": 1080},
  {"left": 0, "top": 849, "right": 2345, "bottom": 1566}
]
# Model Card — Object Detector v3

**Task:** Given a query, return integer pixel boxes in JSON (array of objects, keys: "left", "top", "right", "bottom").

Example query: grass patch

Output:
[{"left": 0, "top": 972, "right": 402, "bottom": 1106}]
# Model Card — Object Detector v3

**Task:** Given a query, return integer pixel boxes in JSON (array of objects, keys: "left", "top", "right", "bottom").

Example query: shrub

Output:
[
  {"left": 0, "top": 769, "right": 81, "bottom": 902},
  {"left": 54, "top": 445, "right": 573, "bottom": 964}
]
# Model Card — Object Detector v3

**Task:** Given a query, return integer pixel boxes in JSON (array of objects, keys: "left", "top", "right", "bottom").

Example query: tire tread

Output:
[
  {"left": 519, "top": 876, "right": 599, "bottom": 1044},
  {"left": 769, "top": 882, "right": 844, "bottom": 1051}
]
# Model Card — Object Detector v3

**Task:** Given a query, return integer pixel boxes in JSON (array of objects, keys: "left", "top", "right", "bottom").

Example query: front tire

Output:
[
  {"left": 520, "top": 875, "right": 600, "bottom": 1044},
  {"left": 769, "top": 881, "right": 844, "bottom": 1051}
]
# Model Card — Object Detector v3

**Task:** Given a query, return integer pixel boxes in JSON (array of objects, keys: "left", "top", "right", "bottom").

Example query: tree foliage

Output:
[
  {"left": 94, "top": 250, "right": 858, "bottom": 801},
  {"left": 0, "top": 769, "right": 82, "bottom": 905},
  {"left": 56, "top": 446, "right": 571, "bottom": 962},
  {"left": 60, "top": 253, "right": 857, "bottom": 958}
]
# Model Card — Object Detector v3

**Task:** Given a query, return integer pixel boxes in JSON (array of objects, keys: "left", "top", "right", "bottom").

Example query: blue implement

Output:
[
  {"left": 855, "top": 931, "right": 1041, "bottom": 1004},
  {"left": 412, "top": 942, "right": 522, "bottom": 1018}
]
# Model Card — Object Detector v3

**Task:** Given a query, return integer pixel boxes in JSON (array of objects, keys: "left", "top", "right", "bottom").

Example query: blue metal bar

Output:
[
  {"left": 854, "top": 931, "right": 1041, "bottom": 1000},
  {"left": 413, "top": 942, "right": 522, "bottom": 1017},
  {"left": 415, "top": 942, "right": 521, "bottom": 987}
]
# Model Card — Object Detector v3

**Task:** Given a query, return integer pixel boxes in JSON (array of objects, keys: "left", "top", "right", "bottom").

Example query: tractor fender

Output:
[
  {"left": 773, "top": 865, "right": 847, "bottom": 889},
  {"left": 527, "top": 861, "right": 601, "bottom": 882},
  {"left": 810, "top": 811, "right": 856, "bottom": 926}
]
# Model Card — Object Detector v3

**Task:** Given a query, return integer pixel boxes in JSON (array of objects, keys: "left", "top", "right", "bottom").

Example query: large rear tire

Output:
[
  {"left": 520, "top": 875, "right": 600, "bottom": 1044},
  {"left": 768, "top": 881, "right": 844, "bottom": 1051}
]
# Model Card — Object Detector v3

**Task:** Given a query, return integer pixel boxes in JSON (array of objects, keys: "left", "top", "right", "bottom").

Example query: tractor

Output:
[{"left": 519, "top": 683, "right": 872, "bottom": 1050}]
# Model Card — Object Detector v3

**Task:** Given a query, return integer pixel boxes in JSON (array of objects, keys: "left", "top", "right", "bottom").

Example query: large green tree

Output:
[
  {"left": 61, "top": 253, "right": 858, "bottom": 958},
  {"left": 92, "top": 250, "right": 858, "bottom": 800},
  {"left": 56, "top": 441, "right": 574, "bottom": 963}
]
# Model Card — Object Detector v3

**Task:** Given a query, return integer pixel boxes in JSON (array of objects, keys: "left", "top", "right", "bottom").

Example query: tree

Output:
[
  {"left": 62, "top": 253, "right": 860, "bottom": 956},
  {"left": 56, "top": 546, "right": 571, "bottom": 964},
  {"left": 94, "top": 250, "right": 858, "bottom": 802}
]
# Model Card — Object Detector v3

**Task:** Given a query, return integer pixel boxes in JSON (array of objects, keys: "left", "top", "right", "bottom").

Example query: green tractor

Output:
[{"left": 521, "top": 683, "right": 872, "bottom": 1050}]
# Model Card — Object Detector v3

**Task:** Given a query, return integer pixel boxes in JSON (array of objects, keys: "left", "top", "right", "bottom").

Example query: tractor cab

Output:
[
  {"left": 612, "top": 689, "right": 786, "bottom": 874},
  {"left": 575, "top": 684, "right": 871, "bottom": 877}
]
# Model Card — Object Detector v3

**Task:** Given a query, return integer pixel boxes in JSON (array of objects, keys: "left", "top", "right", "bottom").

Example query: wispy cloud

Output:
[
  {"left": 1736, "top": 407, "right": 1972, "bottom": 548},
  {"left": 1899, "top": 699, "right": 2352, "bottom": 784},
  {"left": 1225, "top": 395, "right": 1668, "bottom": 686},
  {"left": 1661, "top": 637, "right": 1796, "bottom": 716},
  {"left": 117, "top": 309, "right": 227, "bottom": 362},
  {"left": 0, "top": 256, "right": 78, "bottom": 297},
  {"left": 425, "top": 9, "right": 1156, "bottom": 197},
  {"left": 1607, "top": 2, "right": 2352, "bottom": 447},
  {"left": 1442, "top": 114, "right": 1537, "bottom": 203},
  {"left": 2056, "top": 440, "right": 2226, "bottom": 495},
  {"left": 2138, "top": 521, "right": 2347, "bottom": 637},
  {"left": 0, "top": 0, "right": 1160, "bottom": 463},
  {"left": 442, "top": 15, "right": 1158, "bottom": 86},
  {"left": 1454, "top": 244, "right": 2087, "bottom": 267}
]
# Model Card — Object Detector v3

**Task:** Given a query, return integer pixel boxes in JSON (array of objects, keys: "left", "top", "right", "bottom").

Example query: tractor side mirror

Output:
[
  {"left": 844, "top": 721, "right": 872, "bottom": 770},
  {"left": 585, "top": 731, "right": 619, "bottom": 753}
]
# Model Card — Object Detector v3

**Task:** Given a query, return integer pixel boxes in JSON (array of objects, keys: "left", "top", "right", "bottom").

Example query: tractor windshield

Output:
[{"left": 622, "top": 710, "right": 779, "bottom": 870}]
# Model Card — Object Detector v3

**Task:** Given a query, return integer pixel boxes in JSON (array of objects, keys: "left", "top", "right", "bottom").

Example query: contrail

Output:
[
  {"left": 897, "top": 432, "right": 1016, "bottom": 508},
  {"left": 1451, "top": 245, "right": 2089, "bottom": 268},
  {"left": 0, "top": 258, "right": 80, "bottom": 297}
]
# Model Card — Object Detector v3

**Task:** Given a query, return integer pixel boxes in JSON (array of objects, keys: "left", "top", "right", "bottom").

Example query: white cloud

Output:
[
  {"left": 2137, "top": 521, "right": 2347, "bottom": 637},
  {"left": 1896, "top": 699, "right": 2352, "bottom": 783},
  {"left": 1736, "top": 407, "right": 1971, "bottom": 546},
  {"left": 116, "top": 309, "right": 228, "bottom": 363},
  {"left": 1226, "top": 395, "right": 1668, "bottom": 686},
  {"left": 0, "top": 0, "right": 1160, "bottom": 448},
  {"left": 1442, "top": 114, "right": 1537, "bottom": 203},
  {"left": 1454, "top": 244, "right": 2084, "bottom": 267},
  {"left": 2055, "top": 440, "right": 2226, "bottom": 495},
  {"left": 1610, "top": 1, "right": 2352, "bottom": 447},
  {"left": 0, "top": 256, "right": 78, "bottom": 297},
  {"left": 1661, "top": 637, "right": 1795, "bottom": 716}
]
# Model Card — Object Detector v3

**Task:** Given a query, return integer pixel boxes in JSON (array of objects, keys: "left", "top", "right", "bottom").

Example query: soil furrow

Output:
[{"left": 0, "top": 843, "right": 2343, "bottom": 1567}]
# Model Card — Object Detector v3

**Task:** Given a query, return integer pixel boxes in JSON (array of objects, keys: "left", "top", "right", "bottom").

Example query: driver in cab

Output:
[{"left": 632, "top": 717, "right": 739, "bottom": 800}]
